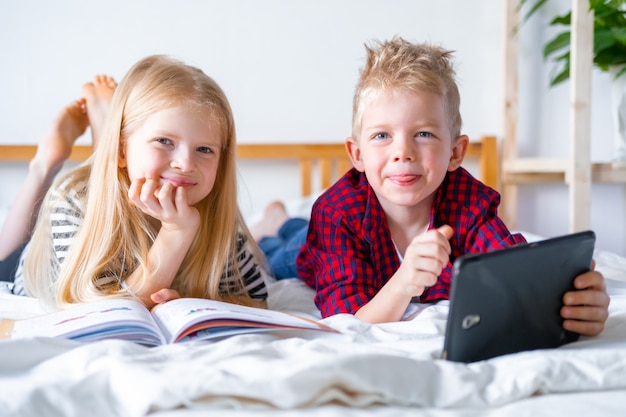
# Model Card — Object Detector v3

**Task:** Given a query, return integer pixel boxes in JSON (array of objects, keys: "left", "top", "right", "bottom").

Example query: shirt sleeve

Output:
[
  {"left": 221, "top": 234, "right": 269, "bottom": 300},
  {"left": 49, "top": 186, "right": 84, "bottom": 266},
  {"left": 297, "top": 202, "right": 380, "bottom": 318},
  {"left": 11, "top": 181, "right": 85, "bottom": 296},
  {"left": 463, "top": 192, "right": 527, "bottom": 254},
  {"left": 421, "top": 170, "right": 526, "bottom": 302}
]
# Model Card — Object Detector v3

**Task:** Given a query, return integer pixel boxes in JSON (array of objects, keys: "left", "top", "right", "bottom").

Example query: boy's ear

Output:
[
  {"left": 345, "top": 137, "right": 365, "bottom": 172},
  {"left": 448, "top": 135, "right": 469, "bottom": 171}
]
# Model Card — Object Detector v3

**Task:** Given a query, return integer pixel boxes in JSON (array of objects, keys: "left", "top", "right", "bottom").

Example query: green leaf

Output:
[
  {"left": 550, "top": 12, "right": 572, "bottom": 26},
  {"left": 595, "top": 44, "right": 626, "bottom": 68},
  {"left": 543, "top": 31, "right": 571, "bottom": 59},
  {"left": 611, "top": 27, "right": 626, "bottom": 44},
  {"left": 550, "top": 65, "right": 570, "bottom": 86},
  {"left": 520, "top": 0, "right": 549, "bottom": 23},
  {"left": 594, "top": 27, "right": 618, "bottom": 51}
]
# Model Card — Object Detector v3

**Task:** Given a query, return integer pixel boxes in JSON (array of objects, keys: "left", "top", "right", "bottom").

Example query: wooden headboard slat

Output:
[
  {"left": 0, "top": 136, "right": 498, "bottom": 196},
  {"left": 0, "top": 145, "right": 93, "bottom": 161}
]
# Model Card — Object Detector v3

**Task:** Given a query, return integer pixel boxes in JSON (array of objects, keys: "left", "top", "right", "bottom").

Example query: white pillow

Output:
[
  {"left": 245, "top": 192, "right": 321, "bottom": 226},
  {"left": 0, "top": 205, "right": 7, "bottom": 227}
]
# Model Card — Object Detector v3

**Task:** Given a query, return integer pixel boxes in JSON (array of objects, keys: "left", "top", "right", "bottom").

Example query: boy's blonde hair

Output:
[
  {"left": 25, "top": 55, "right": 257, "bottom": 308},
  {"left": 352, "top": 37, "right": 462, "bottom": 140}
]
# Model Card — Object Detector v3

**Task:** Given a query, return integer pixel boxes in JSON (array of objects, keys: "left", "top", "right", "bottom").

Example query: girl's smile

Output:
[{"left": 161, "top": 176, "right": 197, "bottom": 189}]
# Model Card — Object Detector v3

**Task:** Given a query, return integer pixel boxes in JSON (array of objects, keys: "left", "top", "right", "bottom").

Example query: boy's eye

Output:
[
  {"left": 417, "top": 131, "right": 434, "bottom": 138},
  {"left": 373, "top": 133, "right": 389, "bottom": 140},
  {"left": 156, "top": 138, "right": 173, "bottom": 145}
]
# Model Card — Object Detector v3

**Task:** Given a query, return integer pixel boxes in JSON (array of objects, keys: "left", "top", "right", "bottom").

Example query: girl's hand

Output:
[
  {"left": 150, "top": 287, "right": 181, "bottom": 306},
  {"left": 560, "top": 268, "right": 610, "bottom": 336},
  {"left": 128, "top": 178, "right": 200, "bottom": 232},
  {"left": 393, "top": 225, "right": 454, "bottom": 297},
  {"left": 125, "top": 178, "right": 200, "bottom": 308}
]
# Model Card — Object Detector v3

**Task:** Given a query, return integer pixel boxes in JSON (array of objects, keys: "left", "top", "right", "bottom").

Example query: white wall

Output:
[{"left": 0, "top": 0, "right": 623, "bottom": 254}]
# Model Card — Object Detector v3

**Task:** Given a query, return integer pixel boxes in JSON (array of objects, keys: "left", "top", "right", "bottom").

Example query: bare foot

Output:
[
  {"left": 32, "top": 98, "right": 89, "bottom": 174},
  {"left": 250, "top": 201, "right": 289, "bottom": 241},
  {"left": 82, "top": 74, "right": 117, "bottom": 147}
]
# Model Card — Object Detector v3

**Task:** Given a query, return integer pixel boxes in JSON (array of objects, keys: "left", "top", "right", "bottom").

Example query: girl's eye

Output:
[
  {"left": 156, "top": 138, "right": 173, "bottom": 145},
  {"left": 197, "top": 146, "right": 213, "bottom": 154}
]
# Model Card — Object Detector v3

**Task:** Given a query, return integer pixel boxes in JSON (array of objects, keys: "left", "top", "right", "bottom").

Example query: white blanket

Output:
[{"left": 1, "top": 248, "right": 626, "bottom": 417}]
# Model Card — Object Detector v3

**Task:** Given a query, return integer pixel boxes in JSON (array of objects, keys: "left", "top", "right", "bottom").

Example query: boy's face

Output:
[{"left": 347, "top": 90, "right": 466, "bottom": 216}]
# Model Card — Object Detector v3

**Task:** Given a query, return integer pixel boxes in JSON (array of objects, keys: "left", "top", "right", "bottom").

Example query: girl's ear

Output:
[
  {"left": 448, "top": 135, "right": 469, "bottom": 172},
  {"left": 346, "top": 137, "right": 365, "bottom": 172},
  {"left": 118, "top": 144, "right": 127, "bottom": 168}
]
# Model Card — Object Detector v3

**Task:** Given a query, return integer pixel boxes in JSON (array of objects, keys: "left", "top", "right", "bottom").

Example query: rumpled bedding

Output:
[{"left": 1, "top": 248, "right": 626, "bottom": 417}]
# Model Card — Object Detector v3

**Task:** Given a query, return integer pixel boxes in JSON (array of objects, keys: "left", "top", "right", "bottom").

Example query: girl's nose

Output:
[{"left": 171, "top": 148, "right": 195, "bottom": 172}]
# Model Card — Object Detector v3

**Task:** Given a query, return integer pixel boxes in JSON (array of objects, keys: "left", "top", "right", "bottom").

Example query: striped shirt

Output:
[{"left": 13, "top": 179, "right": 268, "bottom": 300}]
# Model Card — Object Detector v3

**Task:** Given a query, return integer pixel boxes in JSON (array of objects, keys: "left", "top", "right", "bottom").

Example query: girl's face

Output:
[{"left": 120, "top": 105, "right": 222, "bottom": 206}]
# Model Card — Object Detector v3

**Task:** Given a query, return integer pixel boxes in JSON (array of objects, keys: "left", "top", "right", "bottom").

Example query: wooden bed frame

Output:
[{"left": 0, "top": 136, "right": 498, "bottom": 196}]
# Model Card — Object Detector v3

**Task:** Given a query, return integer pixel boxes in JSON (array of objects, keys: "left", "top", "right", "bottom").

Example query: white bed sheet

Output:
[{"left": 1, "top": 244, "right": 626, "bottom": 417}]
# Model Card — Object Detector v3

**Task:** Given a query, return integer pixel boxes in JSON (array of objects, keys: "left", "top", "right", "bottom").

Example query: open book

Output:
[{"left": 0, "top": 297, "right": 336, "bottom": 346}]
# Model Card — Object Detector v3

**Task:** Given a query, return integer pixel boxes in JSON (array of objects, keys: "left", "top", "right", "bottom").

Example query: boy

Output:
[{"left": 294, "top": 38, "right": 609, "bottom": 334}]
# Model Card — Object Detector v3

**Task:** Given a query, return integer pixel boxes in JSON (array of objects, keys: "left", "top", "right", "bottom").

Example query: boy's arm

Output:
[
  {"left": 466, "top": 197, "right": 608, "bottom": 337},
  {"left": 297, "top": 207, "right": 381, "bottom": 318},
  {"left": 355, "top": 226, "right": 454, "bottom": 323}
]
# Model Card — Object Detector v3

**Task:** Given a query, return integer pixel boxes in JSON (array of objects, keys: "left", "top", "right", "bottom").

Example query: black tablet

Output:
[{"left": 442, "top": 230, "right": 596, "bottom": 363}]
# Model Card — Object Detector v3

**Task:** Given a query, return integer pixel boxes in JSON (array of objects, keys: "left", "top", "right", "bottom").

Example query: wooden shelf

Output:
[
  {"left": 593, "top": 163, "right": 626, "bottom": 182},
  {"left": 502, "top": 158, "right": 626, "bottom": 184},
  {"left": 500, "top": 0, "right": 625, "bottom": 232}
]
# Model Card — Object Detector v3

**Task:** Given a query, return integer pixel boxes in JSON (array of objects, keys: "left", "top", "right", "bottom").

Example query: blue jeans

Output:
[
  {"left": 258, "top": 218, "right": 308, "bottom": 280},
  {"left": 0, "top": 245, "right": 24, "bottom": 282}
]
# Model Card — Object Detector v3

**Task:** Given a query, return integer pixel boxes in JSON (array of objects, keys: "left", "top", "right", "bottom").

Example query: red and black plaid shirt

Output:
[{"left": 296, "top": 167, "right": 526, "bottom": 318}]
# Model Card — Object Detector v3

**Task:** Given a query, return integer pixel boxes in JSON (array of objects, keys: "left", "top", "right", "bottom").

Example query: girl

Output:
[{"left": 20, "top": 55, "right": 269, "bottom": 310}]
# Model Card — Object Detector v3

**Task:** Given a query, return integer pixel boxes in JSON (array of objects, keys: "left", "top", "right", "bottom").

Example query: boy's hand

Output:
[
  {"left": 560, "top": 267, "right": 609, "bottom": 337},
  {"left": 128, "top": 178, "right": 200, "bottom": 233},
  {"left": 395, "top": 225, "right": 453, "bottom": 297}
]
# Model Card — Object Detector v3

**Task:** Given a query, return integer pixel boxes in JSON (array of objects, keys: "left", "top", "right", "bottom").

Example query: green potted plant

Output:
[
  {"left": 522, "top": 0, "right": 626, "bottom": 162},
  {"left": 522, "top": 0, "right": 626, "bottom": 85}
]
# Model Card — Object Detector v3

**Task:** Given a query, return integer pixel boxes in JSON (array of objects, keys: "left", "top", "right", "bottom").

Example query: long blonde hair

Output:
[{"left": 24, "top": 55, "right": 256, "bottom": 308}]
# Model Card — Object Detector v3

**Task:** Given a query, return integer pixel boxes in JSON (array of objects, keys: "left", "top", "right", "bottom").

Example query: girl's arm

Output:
[
  {"left": 0, "top": 160, "right": 59, "bottom": 261},
  {"left": 125, "top": 179, "right": 199, "bottom": 308},
  {"left": 1, "top": 98, "right": 89, "bottom": 261}
]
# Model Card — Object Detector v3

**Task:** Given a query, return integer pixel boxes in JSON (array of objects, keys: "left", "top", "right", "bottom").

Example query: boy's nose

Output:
[{"left": 392, "top": 137, "right": 415, "bottom": 162}]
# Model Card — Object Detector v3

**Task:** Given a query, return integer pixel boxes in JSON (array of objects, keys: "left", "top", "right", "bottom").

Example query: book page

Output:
[
  {"left": 3, "top": 298, "right": 165, "bottom": 345},
  {"left": 151, "top": 298, "right": 331, "bottom": 343}
]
